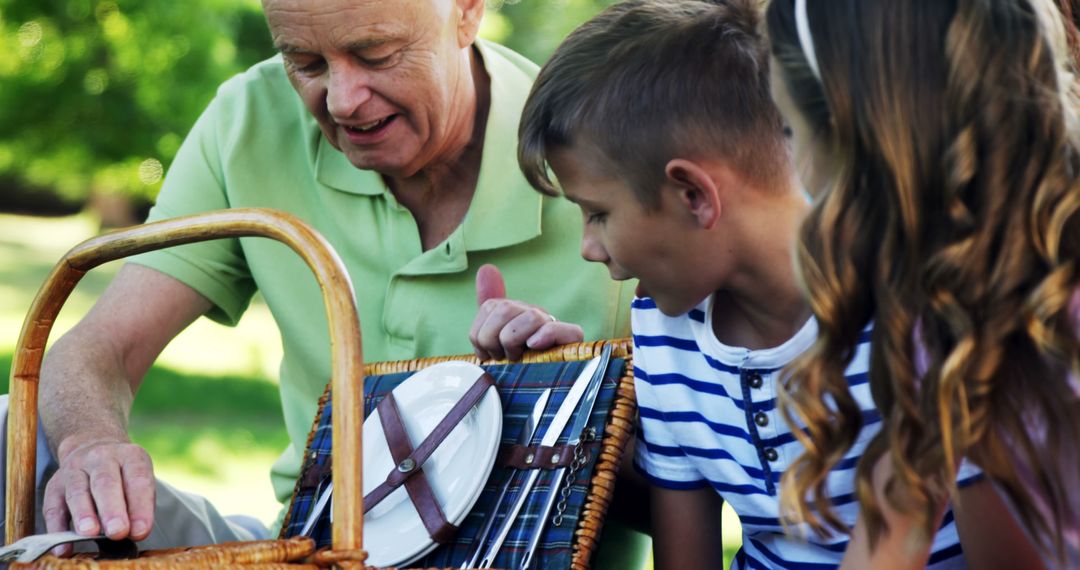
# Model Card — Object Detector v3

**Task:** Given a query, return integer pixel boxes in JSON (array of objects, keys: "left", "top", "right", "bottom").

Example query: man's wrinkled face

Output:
[{"left": 264, "top": 0, "right": 473, "bottom": 177}]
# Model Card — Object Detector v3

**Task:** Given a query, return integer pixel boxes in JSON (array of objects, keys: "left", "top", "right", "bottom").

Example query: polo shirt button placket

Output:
[
  {"left": 747, "top": 371, "right": 763, "bottom": 389},
  {"left": 764, "top": 448, "right": 779, "bottom": 462},
  {"left": 754, "top": 412, "right": 769, "bottom": 427}
]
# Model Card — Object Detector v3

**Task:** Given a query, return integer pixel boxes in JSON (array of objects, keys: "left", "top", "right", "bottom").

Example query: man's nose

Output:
[{"left": 326, "top": 63, "right": 373, "bottom": 119}]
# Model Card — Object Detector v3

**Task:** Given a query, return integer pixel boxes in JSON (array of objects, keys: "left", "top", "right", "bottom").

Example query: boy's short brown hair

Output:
[{"left": 519, "top": 0, "right": 788, "bottom": 208}]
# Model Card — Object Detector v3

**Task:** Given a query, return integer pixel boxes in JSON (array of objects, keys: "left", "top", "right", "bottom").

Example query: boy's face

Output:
[{"left": 547, "top": 146, "right": 719, "bottom": 316}]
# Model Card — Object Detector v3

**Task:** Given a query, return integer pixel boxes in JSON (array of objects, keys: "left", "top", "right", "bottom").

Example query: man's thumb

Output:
[{"left": 476, "top": 263, "right": 507, "bottom": 305}]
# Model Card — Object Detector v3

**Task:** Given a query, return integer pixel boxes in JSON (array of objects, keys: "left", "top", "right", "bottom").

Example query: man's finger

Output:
[
  {"left": 44, "top": 475, "right": 77, "bottom": 556},
  {"left": 475, "top": 264, "right": 507, "bottom": 306},
  {"left": 87, "top": 460, "right": 130, "bottom": 539},
  {"left": 42, "top": 475, "right": 73, "bottom": 533},
  {"left": 62, "top": 469, "right": 99, "bottom": 537},
  {"left": 121, "top": 457, "right": 156, "bottom": 540}
]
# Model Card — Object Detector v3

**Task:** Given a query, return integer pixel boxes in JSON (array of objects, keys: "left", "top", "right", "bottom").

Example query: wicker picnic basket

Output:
[{"left": 4, "top": 208, "right": 636, "bottom": 569}]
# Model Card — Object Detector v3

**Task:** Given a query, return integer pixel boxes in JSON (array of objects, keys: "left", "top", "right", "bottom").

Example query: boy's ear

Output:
[{"left": 665, "top": 158, "right": 722, "bottom": 230}]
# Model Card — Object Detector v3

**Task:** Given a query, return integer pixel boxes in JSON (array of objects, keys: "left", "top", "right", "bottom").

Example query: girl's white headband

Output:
[{"left": 795, "top": 0, "right": 822, "bottom": 80}]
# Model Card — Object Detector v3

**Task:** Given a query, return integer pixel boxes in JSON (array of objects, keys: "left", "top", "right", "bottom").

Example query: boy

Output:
[{"left": 471, "top": 0, "right": 979, "bottom": 567}]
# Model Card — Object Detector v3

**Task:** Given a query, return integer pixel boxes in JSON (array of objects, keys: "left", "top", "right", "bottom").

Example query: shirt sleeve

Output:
[
  {"left": 126, "top": 85, "right": 256, "bottom": 326},
  {"left": 631, "top": 299, "right": 710, "bottom": 490}
]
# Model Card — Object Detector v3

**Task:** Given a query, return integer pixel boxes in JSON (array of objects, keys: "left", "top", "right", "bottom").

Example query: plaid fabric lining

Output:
[{"left": 283, "top": 358, "right": 625, "bottom": 569}]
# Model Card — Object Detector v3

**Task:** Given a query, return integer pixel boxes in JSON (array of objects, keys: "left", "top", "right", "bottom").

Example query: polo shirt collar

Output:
[{"left": 315, "top": 39, "right": 543, "bottom": 252}]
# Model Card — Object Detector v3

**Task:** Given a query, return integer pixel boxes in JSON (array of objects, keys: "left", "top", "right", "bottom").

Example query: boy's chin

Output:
[{"left": 653, "top": 295, "right": 702, "bottom": 318}]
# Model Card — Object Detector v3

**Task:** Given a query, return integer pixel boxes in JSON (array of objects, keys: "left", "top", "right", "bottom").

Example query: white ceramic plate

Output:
[{"left": 362, "top": 361, "right": 502, "bottom": 567}]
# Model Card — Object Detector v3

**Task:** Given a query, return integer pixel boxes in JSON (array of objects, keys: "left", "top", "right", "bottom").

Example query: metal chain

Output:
[{"left": 552, "top": 427, "right": 597, "bottom": 527}]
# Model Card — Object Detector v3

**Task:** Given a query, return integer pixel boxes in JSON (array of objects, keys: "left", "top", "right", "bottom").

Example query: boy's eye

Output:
[{"left": 586, "top": 212, "right": 607, "bottom": 224}]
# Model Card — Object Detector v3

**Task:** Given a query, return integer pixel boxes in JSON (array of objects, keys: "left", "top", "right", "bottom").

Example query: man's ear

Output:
[
  {"left": 455, "top": 0, "right": 485, "bottom": 48},
  {"left": 665, "top": 158, "right": 722, "bottom": 230}
]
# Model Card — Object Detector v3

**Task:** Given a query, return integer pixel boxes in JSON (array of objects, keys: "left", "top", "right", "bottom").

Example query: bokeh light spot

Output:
[
  {"left": 17, "top": 21, "right": 42, "bottom": 48},
  {"left": 138, "top": 158, "right": 164, "bottom": 185},
  {"left": 84, "top": 68, "right": 108, "bottom": 94}
]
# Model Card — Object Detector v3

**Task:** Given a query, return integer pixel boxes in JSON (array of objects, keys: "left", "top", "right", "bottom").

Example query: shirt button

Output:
[
  {"left": 754, "top": 412, "right": 769, "bottom": 427},
  {"left": 764, "top": 448, "right": 779, "bottom": 462},
  {"left": 747, "top": 372, "right": 763, "bottom": 389}
]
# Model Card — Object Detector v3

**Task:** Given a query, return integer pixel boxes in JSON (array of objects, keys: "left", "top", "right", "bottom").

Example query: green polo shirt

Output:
[{"left": 130, "top": 39, "right": 634, "bottom": 508}]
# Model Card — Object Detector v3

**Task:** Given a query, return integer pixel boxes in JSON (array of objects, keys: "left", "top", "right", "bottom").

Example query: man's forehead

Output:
[
  {"left": 261, "top": 0, "right": 450, "bottom": 17},
  {"left": 263, "top": 0, "right": 452, "bottom": 49}
]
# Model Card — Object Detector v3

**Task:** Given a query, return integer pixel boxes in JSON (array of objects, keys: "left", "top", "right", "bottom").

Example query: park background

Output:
[{"left": 0, "top": 0, "right": 740, "bottom": 565}]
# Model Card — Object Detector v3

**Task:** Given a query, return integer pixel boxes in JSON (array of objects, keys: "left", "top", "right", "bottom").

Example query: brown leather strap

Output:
[
  {"left": 300, "top": 460, "right": 332, "bottom": 489},
  {"left": 497, "top": 443, "right": 581, "bottom": 469},
  {"left": 363, "top": 373, "right": 496, "bottom": 543},
  {"left": 376, "top": 391, "right": 457, "bottom": 543}
]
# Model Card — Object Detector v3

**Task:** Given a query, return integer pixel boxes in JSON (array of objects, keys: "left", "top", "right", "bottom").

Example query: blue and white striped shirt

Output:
[{"left": 632, "top": 295, "right": 980, "bottom": 568}]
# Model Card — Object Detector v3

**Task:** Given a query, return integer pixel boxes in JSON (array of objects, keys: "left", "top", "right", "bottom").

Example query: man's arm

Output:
[
  {"left": 39, "top": 264, "right": 211, "bottom": 550},
  {"left": 650, "top": 484, "right": 724, "bottom": 570}
]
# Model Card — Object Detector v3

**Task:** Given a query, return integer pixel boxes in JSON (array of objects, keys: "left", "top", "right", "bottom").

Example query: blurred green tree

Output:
[
  {"left": 0, "top": 0, "right": 272, "bottom": 214},
  {"left": 0, "top": 0, "right": 614, "bottom": 217},
  {"left": 482, "top": 0, "right": 619, "bottom": 63}
]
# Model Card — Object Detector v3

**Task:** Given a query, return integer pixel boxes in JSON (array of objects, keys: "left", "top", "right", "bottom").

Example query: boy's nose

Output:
[{"left": 580, "top": 233, "right": 608, "bottom": 264}]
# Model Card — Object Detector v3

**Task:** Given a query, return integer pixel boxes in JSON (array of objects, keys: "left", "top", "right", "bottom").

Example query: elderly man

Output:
[{"left": 7, "top": 0, "right": 645, "bottom": 564}]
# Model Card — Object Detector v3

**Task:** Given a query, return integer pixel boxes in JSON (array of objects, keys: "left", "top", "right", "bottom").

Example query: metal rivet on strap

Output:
[
  {"left": 397, "top": 458, "right": 417, "bottom": 473},
  {"left": 551, "top": 453, "right": 561, "bottom": 464},
  {"left": 524, "top": 453, "right": 535, "bottom": 465}
]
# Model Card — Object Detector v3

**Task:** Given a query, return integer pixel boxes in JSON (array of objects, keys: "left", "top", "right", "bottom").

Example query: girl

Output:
[{"left": 766, "top": 0, "right": 1080, "bottom": 567}]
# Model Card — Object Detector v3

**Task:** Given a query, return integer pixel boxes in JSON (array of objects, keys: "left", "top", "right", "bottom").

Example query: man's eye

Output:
[
  {"left": 361, "top": 53, "right": 399, "bottom": 69},
  {"left": 289, "top": 57, "right": 326, "bottom": 75}
]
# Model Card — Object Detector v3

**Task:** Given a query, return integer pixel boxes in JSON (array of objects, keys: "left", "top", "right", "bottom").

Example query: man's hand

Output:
[
  {"left": 469, "top": 264, "right": 584, "bottom": 361},
  {"left": 42, "top": 437, "right": 156, "bottom": 556},
  {"left": 37, "top": 265, "right": 210, "bottom": 556}
]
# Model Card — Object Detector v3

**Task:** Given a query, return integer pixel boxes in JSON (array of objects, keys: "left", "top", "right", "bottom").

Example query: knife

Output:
[
  {"left": 299, "top": 480, "right": 333, "bottom": 537},
  {"left": 460, "top": 388, "right": 552, "bottom": 569},
  {"left": 477, "top": 354, "right": 604, "bottom": 568},
  {"left": 519, "top": 343, "right": 612, "bottom": 569}
]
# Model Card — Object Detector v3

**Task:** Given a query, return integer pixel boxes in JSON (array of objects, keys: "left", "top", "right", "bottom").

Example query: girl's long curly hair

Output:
[{"left": 766, "top": 0, "right": 1080, "bottom": 560}]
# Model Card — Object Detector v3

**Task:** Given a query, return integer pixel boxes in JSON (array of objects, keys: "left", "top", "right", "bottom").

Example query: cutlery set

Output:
[{"left": 470, "top": 343, "right": 612, "bottom": 569}]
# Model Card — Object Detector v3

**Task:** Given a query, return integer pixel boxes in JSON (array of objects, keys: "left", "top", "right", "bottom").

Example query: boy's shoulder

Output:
[{"left": 631, "top": 294, "right": 819, "bottom": 369}]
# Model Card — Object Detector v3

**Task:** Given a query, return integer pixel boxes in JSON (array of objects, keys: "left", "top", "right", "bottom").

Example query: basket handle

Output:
[{"left": 5, "top": 208, "right": 364, "bottom": 555}]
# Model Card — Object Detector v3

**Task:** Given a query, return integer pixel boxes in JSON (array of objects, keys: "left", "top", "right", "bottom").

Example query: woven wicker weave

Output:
[{"left": 5, "top": 209, "right": 636, "bottom": 569}]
